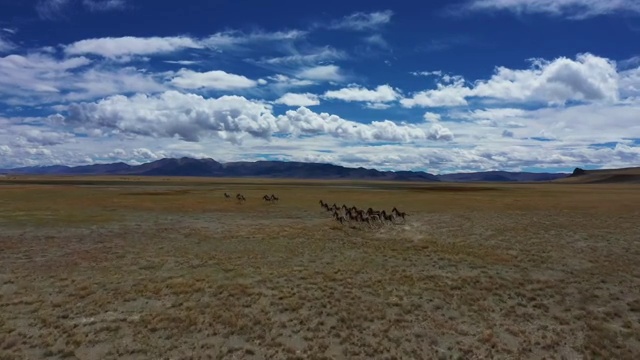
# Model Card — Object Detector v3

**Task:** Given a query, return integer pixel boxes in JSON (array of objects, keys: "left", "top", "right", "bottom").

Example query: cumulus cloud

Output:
[
  {"left": 61, "top": 91, "right": 445, "bottom": 145},
  {"left": 461, "top": 0, "right": 640, "bottom": 19},
  {"left": 427, "top": 124, "right": 454, "bottom": 141},
  {"left": 131, "top": 147, "right": 162, "bottom": 160},
  {"left": 400, "top": 77, "right": 471, "bottom": 108},
  {"left": 274, "top": 93, "right": 320, "bottom": 107},
  {"left": 475, "top": 54, "right": 619, "bottom": 103},
  {"left": 169, "top": 69, "right": 258, "bottom": 90},
  {"left": 328, "top": 10, "right": 394, "bottom": 31},
  {"left": 65, "top": 91, "right": 278, "bottom": 143},
  {"left": 0, "top": 53, "right": 165, "bottom": 104},
  {"left": 65, "top": 36, "right": 203, "bottom": 59},
  {"left": 423, "top": 112, "right": 441, "bottom": 122},
  {"left": 2, "top": 105, "right": 640, "bottom": 172},
  {"left": 280, "top": 107, "right": 429, "bottom": 142},
  {"left": 296, "top": 65, "right": 345, "bottom": 82},
  {"left": 402, "top": 53, "right": 620, "bottom": 107},
  {"left": 0, "top": 145, "right": 12, "bottom": 156},
  {"left": 323, "top": 84, "right": 400, "bottom": 103}
]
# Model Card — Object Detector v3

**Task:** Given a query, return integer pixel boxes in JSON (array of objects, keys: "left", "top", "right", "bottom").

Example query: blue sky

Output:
[{"left": 0, "top": 0, "right": 639, "bottom": 173}]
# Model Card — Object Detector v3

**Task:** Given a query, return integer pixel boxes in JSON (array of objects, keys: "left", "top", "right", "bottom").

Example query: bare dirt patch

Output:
[{"left": 1, "top": 179, "right": 639, "bottom": 359}]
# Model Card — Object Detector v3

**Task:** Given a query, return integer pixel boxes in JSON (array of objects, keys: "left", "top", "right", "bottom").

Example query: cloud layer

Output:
[
  {"left": 0, "top": 6, "right": 639, "bottom": 173},
  {"left": 461, "top": 0, "right": 640, "bottom": 19},
  {"left": 63, "top": 91, "right": 443, "bottom": 145}
]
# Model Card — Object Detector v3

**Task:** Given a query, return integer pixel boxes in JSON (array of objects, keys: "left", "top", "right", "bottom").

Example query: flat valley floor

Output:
[{"left": 1, "top": 177, "right": 639, "bottom": 359}]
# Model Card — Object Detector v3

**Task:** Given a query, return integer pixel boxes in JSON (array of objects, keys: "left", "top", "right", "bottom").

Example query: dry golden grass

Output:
[{"left": 1, "top": 176, "right": 639, "bottom": 359}]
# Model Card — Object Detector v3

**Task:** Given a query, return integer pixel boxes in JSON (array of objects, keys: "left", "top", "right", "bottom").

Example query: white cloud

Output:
[
  {"left": 0, "top": 53, "right": 165, "bottom": 104},
  {"left": 169, "top": 69, "right": 257, "bottom": 90},
  {"left": 65, "top": 36, "right": 203, "bottom": 59},
  {"left": 323, "top": 84, "right": 400, "bottom": 103},
  {"left": 423, "top": 112, "right": 441, "bottom": 122},
  {"left": 131, "top": 147, "right": 161, "bottom": 160},
  {"left": 203, "top": 30, "right": 306, "bottom": 49},
  {"left": 65, "top": 91, "right": 279, "bottom": 143},
  {"left": 36, "top": 0, "right": 127, "bottom": 19},
  {"left": 275, "top": 93, "right": 320, "bottom": 107},
  {"left": 15, "top": 127, "right": 75, "bottom": 146},
  {"left": 620, "top": 66, "right": 640, "bottom": 99},
  {"left": 440, "top": 102, "right": 640, "bottom": 147},
  {"left": 257, "top": 46, "right": 346, "bottom": 66},
  {"left": 461, "top": 0, "right": 640, "bottom": 19},
  {"left": 427, "top": 124, "right": 454, "bottom": 141},
  {"left": 296, "top": 65, "right": 344, "bottom": 82},
  {"left": 66, "top": 67, "right": 166, "bottom": 101},
  {"left": 3, "top": 104, "right": 640, "bottom": 172},
  {"left": 61, "top": 91, "right": 444, "bottom": 145},
  {"left": 328, "top": 10, "right": 394, "bottom": 30},
  {"left": 474, "top": 54, "right": 619, "bottom": 103},
  {"left": 280, "top": 107, "right": 429, "bottom": 142},
  {"left": 265, "top": 74, "right": 315, "bottom": 90},
  {"left": 401, "top": 78, "right": 471, "bottom": 108},
  {"left": 402, "top": 53, "right": 621, "bottom": 108},
  {"left": 0, "top": 145, "right": 12, "bottom": 156},
  {"left": 455, "top": 108, "right": 527, "bottom": 122},
  {"left": 164, "top": 60, "right": 201, "bottom": 65},
  {"left": 365, "top": 102, "right": 392, "bottom": 110},
  {"left": 62, "top": 29, "right": 308, "bottom": 62},
  {"left": 0, "top": 53, "right": 92, "bottom": 94}
]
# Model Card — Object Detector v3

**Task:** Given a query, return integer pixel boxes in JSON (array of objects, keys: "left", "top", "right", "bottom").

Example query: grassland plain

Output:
[{"left": 1, "top": 176, "right": 639, "bottom": 359}]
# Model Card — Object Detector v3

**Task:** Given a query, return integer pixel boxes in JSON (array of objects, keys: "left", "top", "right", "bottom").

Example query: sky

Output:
[{"left": 0, "top": 0, "right": 639, "bottom": 174}]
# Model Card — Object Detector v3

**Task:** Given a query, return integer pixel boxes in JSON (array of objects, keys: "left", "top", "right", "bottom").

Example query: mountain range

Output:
[{"left": 0, "top": 157, "right": 571, "bottom": 182}]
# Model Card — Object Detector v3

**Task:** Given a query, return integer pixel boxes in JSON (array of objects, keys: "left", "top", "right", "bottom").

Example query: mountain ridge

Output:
[
  {"left": 554, "top": 166, "right": 640, "bottom": 184},
  {"left": 0, "top": 157, "right": 571, "bottom": 182}
]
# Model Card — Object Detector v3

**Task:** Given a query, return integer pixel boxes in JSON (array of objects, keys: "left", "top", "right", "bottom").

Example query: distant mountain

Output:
[
  {"left": 0, "top": 157, "right": 571, "bottom": 182},
  {"left": 438, "top": 170, "right": 568, "bottom": 182},
  {"left": 554, "top": 167, "right": 640, "bottom": 184}
]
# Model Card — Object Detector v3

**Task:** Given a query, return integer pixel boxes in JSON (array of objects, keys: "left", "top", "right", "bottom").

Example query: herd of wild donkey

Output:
[
  {"left": 223, "top": 192, "right": 278, "bottom": 203},
  {"left": 319, "top": 200, "right": 407, "bottom": 228},
  {"left": 223, "top": 192, "right": 408, "bottom": 228}
]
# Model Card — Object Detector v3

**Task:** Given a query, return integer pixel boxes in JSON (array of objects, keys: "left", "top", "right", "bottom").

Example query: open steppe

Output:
[{"left": 1, "top": 176, "right": 639, "bottom": 359}]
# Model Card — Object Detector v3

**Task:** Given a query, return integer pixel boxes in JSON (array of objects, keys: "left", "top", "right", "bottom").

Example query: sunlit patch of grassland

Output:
[{"left": 1, "top": 177, "right": 639, "bottom": 358}]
